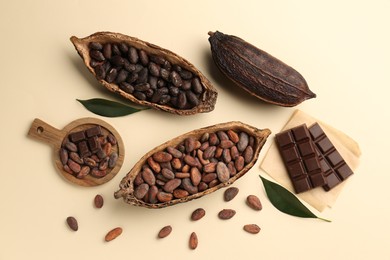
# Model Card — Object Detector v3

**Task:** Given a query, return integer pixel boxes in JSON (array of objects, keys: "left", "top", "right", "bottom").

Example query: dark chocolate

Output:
[
  {"left": 309, "top": 122, "right": 353, "bottom": 191},
  {"left": 86, "top": 126, "right": 102, "bottom": 137},
  {"left": 275, "top": 124, "right": 326, "bottom": 193},
  {"left": 78, "top": 141, "right": 91, "bottom": 158},
  {"left": 88, "top": 136, "right": 101, "bottom": 153},
  {"left": 69, "top": 130, "right": 86, "bottom": 143}
]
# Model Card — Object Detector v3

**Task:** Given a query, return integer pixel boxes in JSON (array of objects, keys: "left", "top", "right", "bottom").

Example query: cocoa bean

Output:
[
  {"left": 182, "top": 178, "right": 198, "bottom": 194},
  {"left": 105, "top": 227, "right": 122, "bottom": 242},
  {"left": 134, "top": 183, "right": 149, "bottom": 199},
  {"left": 237, "top": 132, "right": 249, "bottom": 152},
  {"left": 147, "top": 157, "right": 161, "bottom": 173},
  {"left": 142, "top": 167, "right": 156, "bottom": 186},
  {"left": 218, "top": 209, "right": 236, "bottom": 220},
  {"left": 161, "top": 168, "right": 175, "bottom": 180},
  {"left": 246, "top": 195, "right": 262, "bottom": 211},
  {"left": 224, "top": 187, "right": 239, "bottom": 202},
  {"left": 77, "top": 166, "right": 90, "bottom": 178},
  {"left": 190, "top": 167, "right": 202, "bottom": 186},
  {"left": 216, "top": 162, "right": 230, "bottom": 183},
  {"left": 147, "top": 185, "right": 159, "bottom": 204},
  {"left": 60, "top": 148, "right": 68, "bottom": 165},
  {"left": 66, "top": 216, "right": 78, "bottom": 231},
  {"left": 191, "top": 208, "right": 206, "bottom": 221},
  {"left": 163, "top": 178, "right": 181, "bottom": 193},
  {"left": 189, "top": 232, "right": 198, "bottom": 250},
  {"left": 173, "top": 189, "right": 189, "bottom": 199},
  {"left": 153, "top": 151, "right": 172, "bottom": 163},
  {"left": 68, "top": 159, "right": 81, "bottom": 173},
  {"left": 157, "top": 191, "right": 173, "bottom": 202},
  {"left": 94, "top": 194, "right": 104, "bottom": 208},
  {"left": 158, "top": 225, "right": 172, "bottom": 238},
  {"left": 243, "top": 224, "right": 261, "bottom": 234}
]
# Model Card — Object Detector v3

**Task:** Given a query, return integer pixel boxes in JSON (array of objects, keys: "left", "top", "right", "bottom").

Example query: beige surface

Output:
[{"left": 1, "top": 0, "right": 390, "bottom": 259}]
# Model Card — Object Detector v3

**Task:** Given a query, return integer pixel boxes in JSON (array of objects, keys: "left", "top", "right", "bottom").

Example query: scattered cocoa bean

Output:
[
  {"left": 66, "top": 216, "right": 78, "bottom": 231},
  {"left": 189, "top": 232, "right": 198, "bottom": 250},
  {"left": 218, "top": 209, "right": 236, "bottom": 220},
  {"left": 224, "top": 187, "right": 239, "bottom": 202},
  {"left": 94, "top": 194, "right": 104, "bottom": 208},
  {"left": 105, "top": 227, "right": 123, "bottom": 242},
  {"left": 158, "top": 225, "right": 172, "bottom": 238},
  {"left": 246, "top": 195, "right": 262, "bottom": 211},
  {"left": 191, "top": 208, "right": 206, "bottom": 221},
  {"left": 243, "top": 224, "right": 261, "bottom": 234}
]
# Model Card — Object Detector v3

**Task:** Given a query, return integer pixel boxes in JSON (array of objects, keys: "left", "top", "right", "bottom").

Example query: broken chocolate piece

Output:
[
  {"left": 309, "top": 122, "right": 353, "bottom": 191},
  {"left": 275, "top": 124, "right": 326, "bottom": 193},
  {"left": 69, "top": 130, "right": 86, "bottom": 143}
]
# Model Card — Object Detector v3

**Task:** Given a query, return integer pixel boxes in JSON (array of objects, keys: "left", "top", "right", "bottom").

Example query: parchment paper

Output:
[{"left": 260, "top": 110, "right": 361, "bottom": 212}]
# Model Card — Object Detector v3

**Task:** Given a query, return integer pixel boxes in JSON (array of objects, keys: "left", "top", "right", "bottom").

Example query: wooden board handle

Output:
[{"left": 28, "top": 118, "right": 63, "bottom": 147}]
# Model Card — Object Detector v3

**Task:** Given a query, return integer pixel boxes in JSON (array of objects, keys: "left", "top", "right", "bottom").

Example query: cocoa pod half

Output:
[
  {"left": 71, "top": 32, "right": 218, "bottom": 115},
  {"left": 114, "top": 121, "right": 271, "bottom": 208},
  {"left": 208, "top": 31, "right": 316, "bottom": 107}
]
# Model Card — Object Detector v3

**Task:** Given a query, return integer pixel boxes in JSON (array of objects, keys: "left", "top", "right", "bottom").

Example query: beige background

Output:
[{"left": 1, "top": 0, "right": 389, "bottom": 259}]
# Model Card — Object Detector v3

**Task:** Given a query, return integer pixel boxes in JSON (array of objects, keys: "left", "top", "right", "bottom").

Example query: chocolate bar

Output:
[
  {"left": 275, "top": 124, "right": 326, "bottom": 193},
  {"left": 308, "top": 122, "right": 353, "bottom": 191}
]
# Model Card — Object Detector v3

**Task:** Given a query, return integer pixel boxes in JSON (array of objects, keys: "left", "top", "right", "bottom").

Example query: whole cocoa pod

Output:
[{"left": 208, "top": 31, "right": 316, "bottom": 107}]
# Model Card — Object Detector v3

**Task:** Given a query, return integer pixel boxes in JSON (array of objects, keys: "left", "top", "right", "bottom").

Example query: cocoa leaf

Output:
[
  {"left": 259, "top": 176, "right": 331, "bottom": 222},
  {"left": 77, "top": 98, "right": 148, "bottom": 117}
]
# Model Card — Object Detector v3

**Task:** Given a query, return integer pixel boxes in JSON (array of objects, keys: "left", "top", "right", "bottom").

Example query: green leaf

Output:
[
  {"left": 259, "top": 175, "right": 331, "bottom": 222},
  {"left": 77, "top": 98, "right": 148, "bottom": 117}
]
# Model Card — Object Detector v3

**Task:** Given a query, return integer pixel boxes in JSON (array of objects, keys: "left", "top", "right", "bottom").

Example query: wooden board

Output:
[{"left": 28, "top": 117, "right": 125, "bottom": 187}]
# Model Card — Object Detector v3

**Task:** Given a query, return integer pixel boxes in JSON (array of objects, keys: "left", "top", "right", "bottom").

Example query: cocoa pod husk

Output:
[
  {"left": 70, "top": 32, "right": 218, "bottom": 115},
  {"left": 208, "top": 31, "right": 316, "bottom": 107},
  {"left": 114, "top": 121, "right": 271, "bottom": 209}
]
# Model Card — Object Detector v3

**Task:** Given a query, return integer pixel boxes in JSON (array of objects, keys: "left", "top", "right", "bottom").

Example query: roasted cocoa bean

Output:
[
  {"left": 156, "top": 191, "right": 173, "bottom": 202},
  {"left": 66, "top": 216, "right": 78, "bottom": 231},
  {"left": 243, "top": 224, "right": 261, "bottom": 234},
  {"left": 235, "top": 156, "right": 245, "bottom": 172},
  {"left": 158, "top": 225, "right": 172, "bottom": 238},
  {"left": 190, "top": 167, "right": 202, "bottom": 186},
  {"left": 191, "top": 208, "right": 206, "bottom": 221},
  {"left": 202, "top": 173, "right": 217, "bottom": 183},
  {"left": 161, "top": 168, "right": 175, "bottom": 180},
  {"left": 208, "top": 31, "right": 316, "bottom": 107},
  {"left": 246, "top": 195, "right": 262, "bottom": 211},
  {"left": 216, "top": 162, "right": 230, "bottom": 183},
  {"left": 189, "top": 232, "right": 198, "bottom": 250},
  {"left": 218, "top": 209, "right": 236, "bottom": 220},
  {"left": 134, "top": 183, "right": 149, "bottom": 199},
  {"left": 94, "top": 194, "right": 104, "bottom": 208},
  {"left": 153, "top": 151, "right": 172, "bottom": 163},
  {"left": 173, "top": 189, "right": 189, "bottom": 198},
  {"left": 182, "top": 178, "right": 198, "bottom": 194},
  {"left": 142, "top": 167, "right": 156, "bottom": 186},
  {"left": 77, "top": 165, "right": 90, "bottom": 178},
  {"left": 147, "top": 185, "right": 159, "bottom": 204},
  {"left": 224, "top": 187, "right": 239, "bottom": 202},
  {"left": 60, "top": 148, "right": 68, "bottom": 165},
  {"left": 68, "top": 159, "right": 81, "bottom": 173},
  {"left": 147, "top": 157, "right": 161, "bottom": 173},
  {"left": 105, "top": 227, "right": 123, "bottom": 242},
  {"left": 163, "top": 178, "right": 181, "bottom": 193}
]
